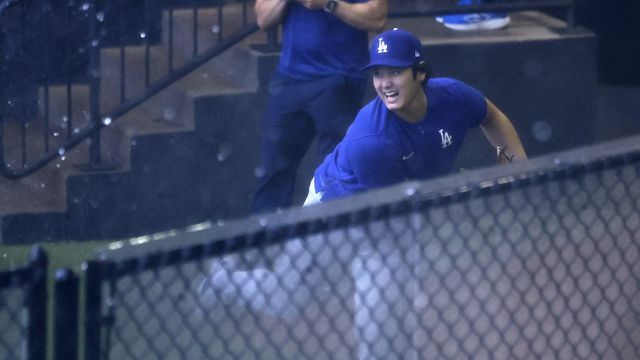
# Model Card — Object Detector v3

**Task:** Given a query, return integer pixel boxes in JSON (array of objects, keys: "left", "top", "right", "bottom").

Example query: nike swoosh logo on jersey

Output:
[{"left": 402, "top": 152, "right": 415, "bottom": 160}]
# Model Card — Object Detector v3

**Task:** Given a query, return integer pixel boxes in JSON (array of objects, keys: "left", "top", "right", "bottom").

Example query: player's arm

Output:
[
  {"left": 479, "top": 99, "right": 527, "bottom": 163},
  {"left": 295, "top": 0, "right": 388, "bottom": 32},
  {"left": 255, "top": 0, "right": 289, "bottom": 30}
]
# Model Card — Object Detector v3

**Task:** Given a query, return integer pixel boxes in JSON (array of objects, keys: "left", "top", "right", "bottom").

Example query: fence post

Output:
[
  {"left": 27, "top": 246, "right": 47, "bottom": 360},
  {"left": 84, "top": 259, "right": 105, "bottom": 360},
  {"left": 54, "top": 268, "right": 79, "bottom": 360}
]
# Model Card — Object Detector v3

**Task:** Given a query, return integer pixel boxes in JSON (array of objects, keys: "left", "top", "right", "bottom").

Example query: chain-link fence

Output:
[
  {"left": 86, "top": 135, "right": 640, "bottom": 360},
  {"left": 0, "top": 247, "right": 47, "bottom": 360}
]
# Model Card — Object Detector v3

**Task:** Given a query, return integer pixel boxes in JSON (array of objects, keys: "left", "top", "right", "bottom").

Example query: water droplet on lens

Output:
[
  {"left": 532, "top": 121, "right": 552, "bottom": 142},
  {"left": 254, "top": 167, "right": 265, "bottom": 178}
]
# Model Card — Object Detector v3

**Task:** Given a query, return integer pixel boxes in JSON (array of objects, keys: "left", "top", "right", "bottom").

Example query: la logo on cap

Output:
[{"left": 377, "top": 38, "right": 388, "bottom": 54}]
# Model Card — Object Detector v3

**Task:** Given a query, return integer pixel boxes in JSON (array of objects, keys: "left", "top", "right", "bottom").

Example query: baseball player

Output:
[
  {"left": 305, "top": 28, "right": 527, "bottom": 206},
  {"left": 200, "top": 28, "right": 527, "bottom": 360}
]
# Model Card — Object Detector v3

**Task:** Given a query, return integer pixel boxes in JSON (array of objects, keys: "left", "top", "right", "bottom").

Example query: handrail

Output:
[{"left": 0, "top": 0, "right": 260, "bottom": 179}]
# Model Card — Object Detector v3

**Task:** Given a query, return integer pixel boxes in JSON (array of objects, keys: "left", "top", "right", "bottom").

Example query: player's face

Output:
[{"left": 372, "top": 66, "right": 426, "bottom": 122}]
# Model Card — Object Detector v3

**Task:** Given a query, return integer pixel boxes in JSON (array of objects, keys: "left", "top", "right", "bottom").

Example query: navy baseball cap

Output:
[{"left": 362, "top": 28, "right": 424, "bottom": 70}]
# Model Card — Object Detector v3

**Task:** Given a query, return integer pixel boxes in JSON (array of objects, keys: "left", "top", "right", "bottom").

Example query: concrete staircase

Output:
[
  {"left": 1, "top": 5, "right": 267, "bottom": 243},
  {"left": 0, "top": 10, "right": 598, "bottom": 243}
]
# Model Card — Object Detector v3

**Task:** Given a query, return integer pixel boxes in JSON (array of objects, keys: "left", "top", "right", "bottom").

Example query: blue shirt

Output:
[
  {"left": 313, "top": 78, "right": 488, "bottom": 201},
  {"left": 278, "top": 1, "right": 369, "bottom": 80}
]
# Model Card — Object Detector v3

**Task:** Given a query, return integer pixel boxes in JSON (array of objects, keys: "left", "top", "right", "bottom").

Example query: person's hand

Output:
[{"left": 294, "top": 0, "right": 327, "bottom": 10}]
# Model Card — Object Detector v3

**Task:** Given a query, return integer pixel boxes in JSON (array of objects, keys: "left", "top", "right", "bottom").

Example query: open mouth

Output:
[{"left": 384, "top": 91, "right": 399, "bottom": 101}]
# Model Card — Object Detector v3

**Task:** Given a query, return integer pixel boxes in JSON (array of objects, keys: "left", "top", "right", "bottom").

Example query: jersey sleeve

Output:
[
  {"left": 453, "top": 80, "right": 488, "bottom": 128},
  {"left": 347, "top": 135, "right": 406, "bottom": 191}
]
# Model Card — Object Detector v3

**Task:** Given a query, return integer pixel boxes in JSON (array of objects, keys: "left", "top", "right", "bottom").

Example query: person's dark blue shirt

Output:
[
  {"left": 278, "top": 1, "right": 369, "bottom": 80},
  {"left": 313, "top": 78, "right": 487, "bottom": 201}
]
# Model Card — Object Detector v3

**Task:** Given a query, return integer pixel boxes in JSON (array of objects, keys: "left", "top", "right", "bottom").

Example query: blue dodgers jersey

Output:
[
  {"left": 314, "top": 78, "right": 488, "bottom": 201},
  {"left": 278, "top": 1, "right": 369, "bottom": 79}
]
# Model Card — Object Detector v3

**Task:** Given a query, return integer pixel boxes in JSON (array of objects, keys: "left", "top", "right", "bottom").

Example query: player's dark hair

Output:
[{"left": 412, "top": 61, "right": 432, "bottom": 85}]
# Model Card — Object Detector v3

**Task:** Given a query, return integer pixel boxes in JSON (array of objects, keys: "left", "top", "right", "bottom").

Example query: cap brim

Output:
[{"left": 361, "top": 58, "right": 414, "bottom": 71}]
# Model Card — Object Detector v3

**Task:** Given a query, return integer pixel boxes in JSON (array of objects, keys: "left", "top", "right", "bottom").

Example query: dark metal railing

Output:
[{"left": 0, "top": 0, "right": 258, "bottom": 179}]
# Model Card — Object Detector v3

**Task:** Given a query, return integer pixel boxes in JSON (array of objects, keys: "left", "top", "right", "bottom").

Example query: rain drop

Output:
[
  {"left": 163, "top": 107, "right": 177, "bottom": 121},
  {"left": 53, "top": 132, "right": 60, "bottom": 137},
  {"left": 217, "top": 143, "right": 233, "bottom": 162},
  {"left": 139, "top": 32, "right": 147, "bottom": 39},
  {"left": 92, "top": 39, "right": 99, "bottom": 47},
  {"left": 211, "top": 25, "right": 220, "bottom": 34},
  {"left": 102, "top": 117, "right": 112, "bottom": 125},
  {"left": 58, "top": 148, "right": 66, "bottom": 155},
  {"left": 216, "top": 219, "right": 225, "bottom": 226},
  {"left": 405, "top": 187, "right": 416, "bottom": 197},
  {"left": 259, "top": 218, "right": 268, "bottom": 227},
  {"left": 40, "top": 183, "right": 46, "bottom": 188},
  {"left": 254, "top": 166, "right": 265, "bottom": 178},
  {"left": 96, "top": 11, "right": 105, "bottom": 22},
  {"left": 81, "top": 3, "right": 90, "bottom": 11},
  {"left": 532, "top": 121, "right": 552, "bottom": 142}
]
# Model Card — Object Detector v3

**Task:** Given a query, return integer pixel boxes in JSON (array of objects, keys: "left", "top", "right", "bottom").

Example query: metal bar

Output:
[
  {"left": 217, "top": 2, "right": 223, "bottom": 42},
  {"left": 119, "top": 6, "right": 126, "bottom": 104},
  {"left": 193, "top": 7, "right": 198, "bottom": 57},
  {"left": 19, "top": 1, "right": 26, "bottom": 166},
  {"left": 168, "top": 8, "right": 174, "bottom": 72},
  {"left": 21, "top": 104, "right": 27, "bottom": 166},
  {"left": 88, "top": 0, "right": 102, "bottom": 166},
  {"left": 54, "top": 269, "right": 79, "bottom": 360},
  {"left": 66, "top": 2, "right": 73, "bottom": 138},
  {"left": 84, "top": 260, "right": 105, "bottom": 360},
  {"left": 144, "top": 0, "right": 151, "bottom": 88},
  {"left": 27, "top": 246, "right": 48, "bottom": 360},
  {"left": 66, "top": 80, "right": 72, "bottom": 138},
  {"left": 42, "top": 0, "right": 51, "bottom": 151}
]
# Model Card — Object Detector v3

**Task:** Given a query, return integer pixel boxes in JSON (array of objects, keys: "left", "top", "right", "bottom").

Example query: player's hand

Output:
[{"left": 496, "top": 146, "right": 514, "bottom": 165}]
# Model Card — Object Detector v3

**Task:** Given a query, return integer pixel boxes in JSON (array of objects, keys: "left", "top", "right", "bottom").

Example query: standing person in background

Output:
[{"left": 252, "top": 0, "right": 389, "bottom": 214}]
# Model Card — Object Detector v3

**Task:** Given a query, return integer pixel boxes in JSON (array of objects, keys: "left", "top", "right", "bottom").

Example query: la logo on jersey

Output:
[
  {"left": 439, "top": 129, "right": 452, "bottom": 148},
  {"left": 377, "top": 38, "right": 388, "bottom": 54}
]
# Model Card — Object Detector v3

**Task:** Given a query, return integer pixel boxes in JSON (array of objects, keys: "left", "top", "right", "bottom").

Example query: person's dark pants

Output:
[{"left": 252, "top": 71, "right": 367, "bottom": 214}]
